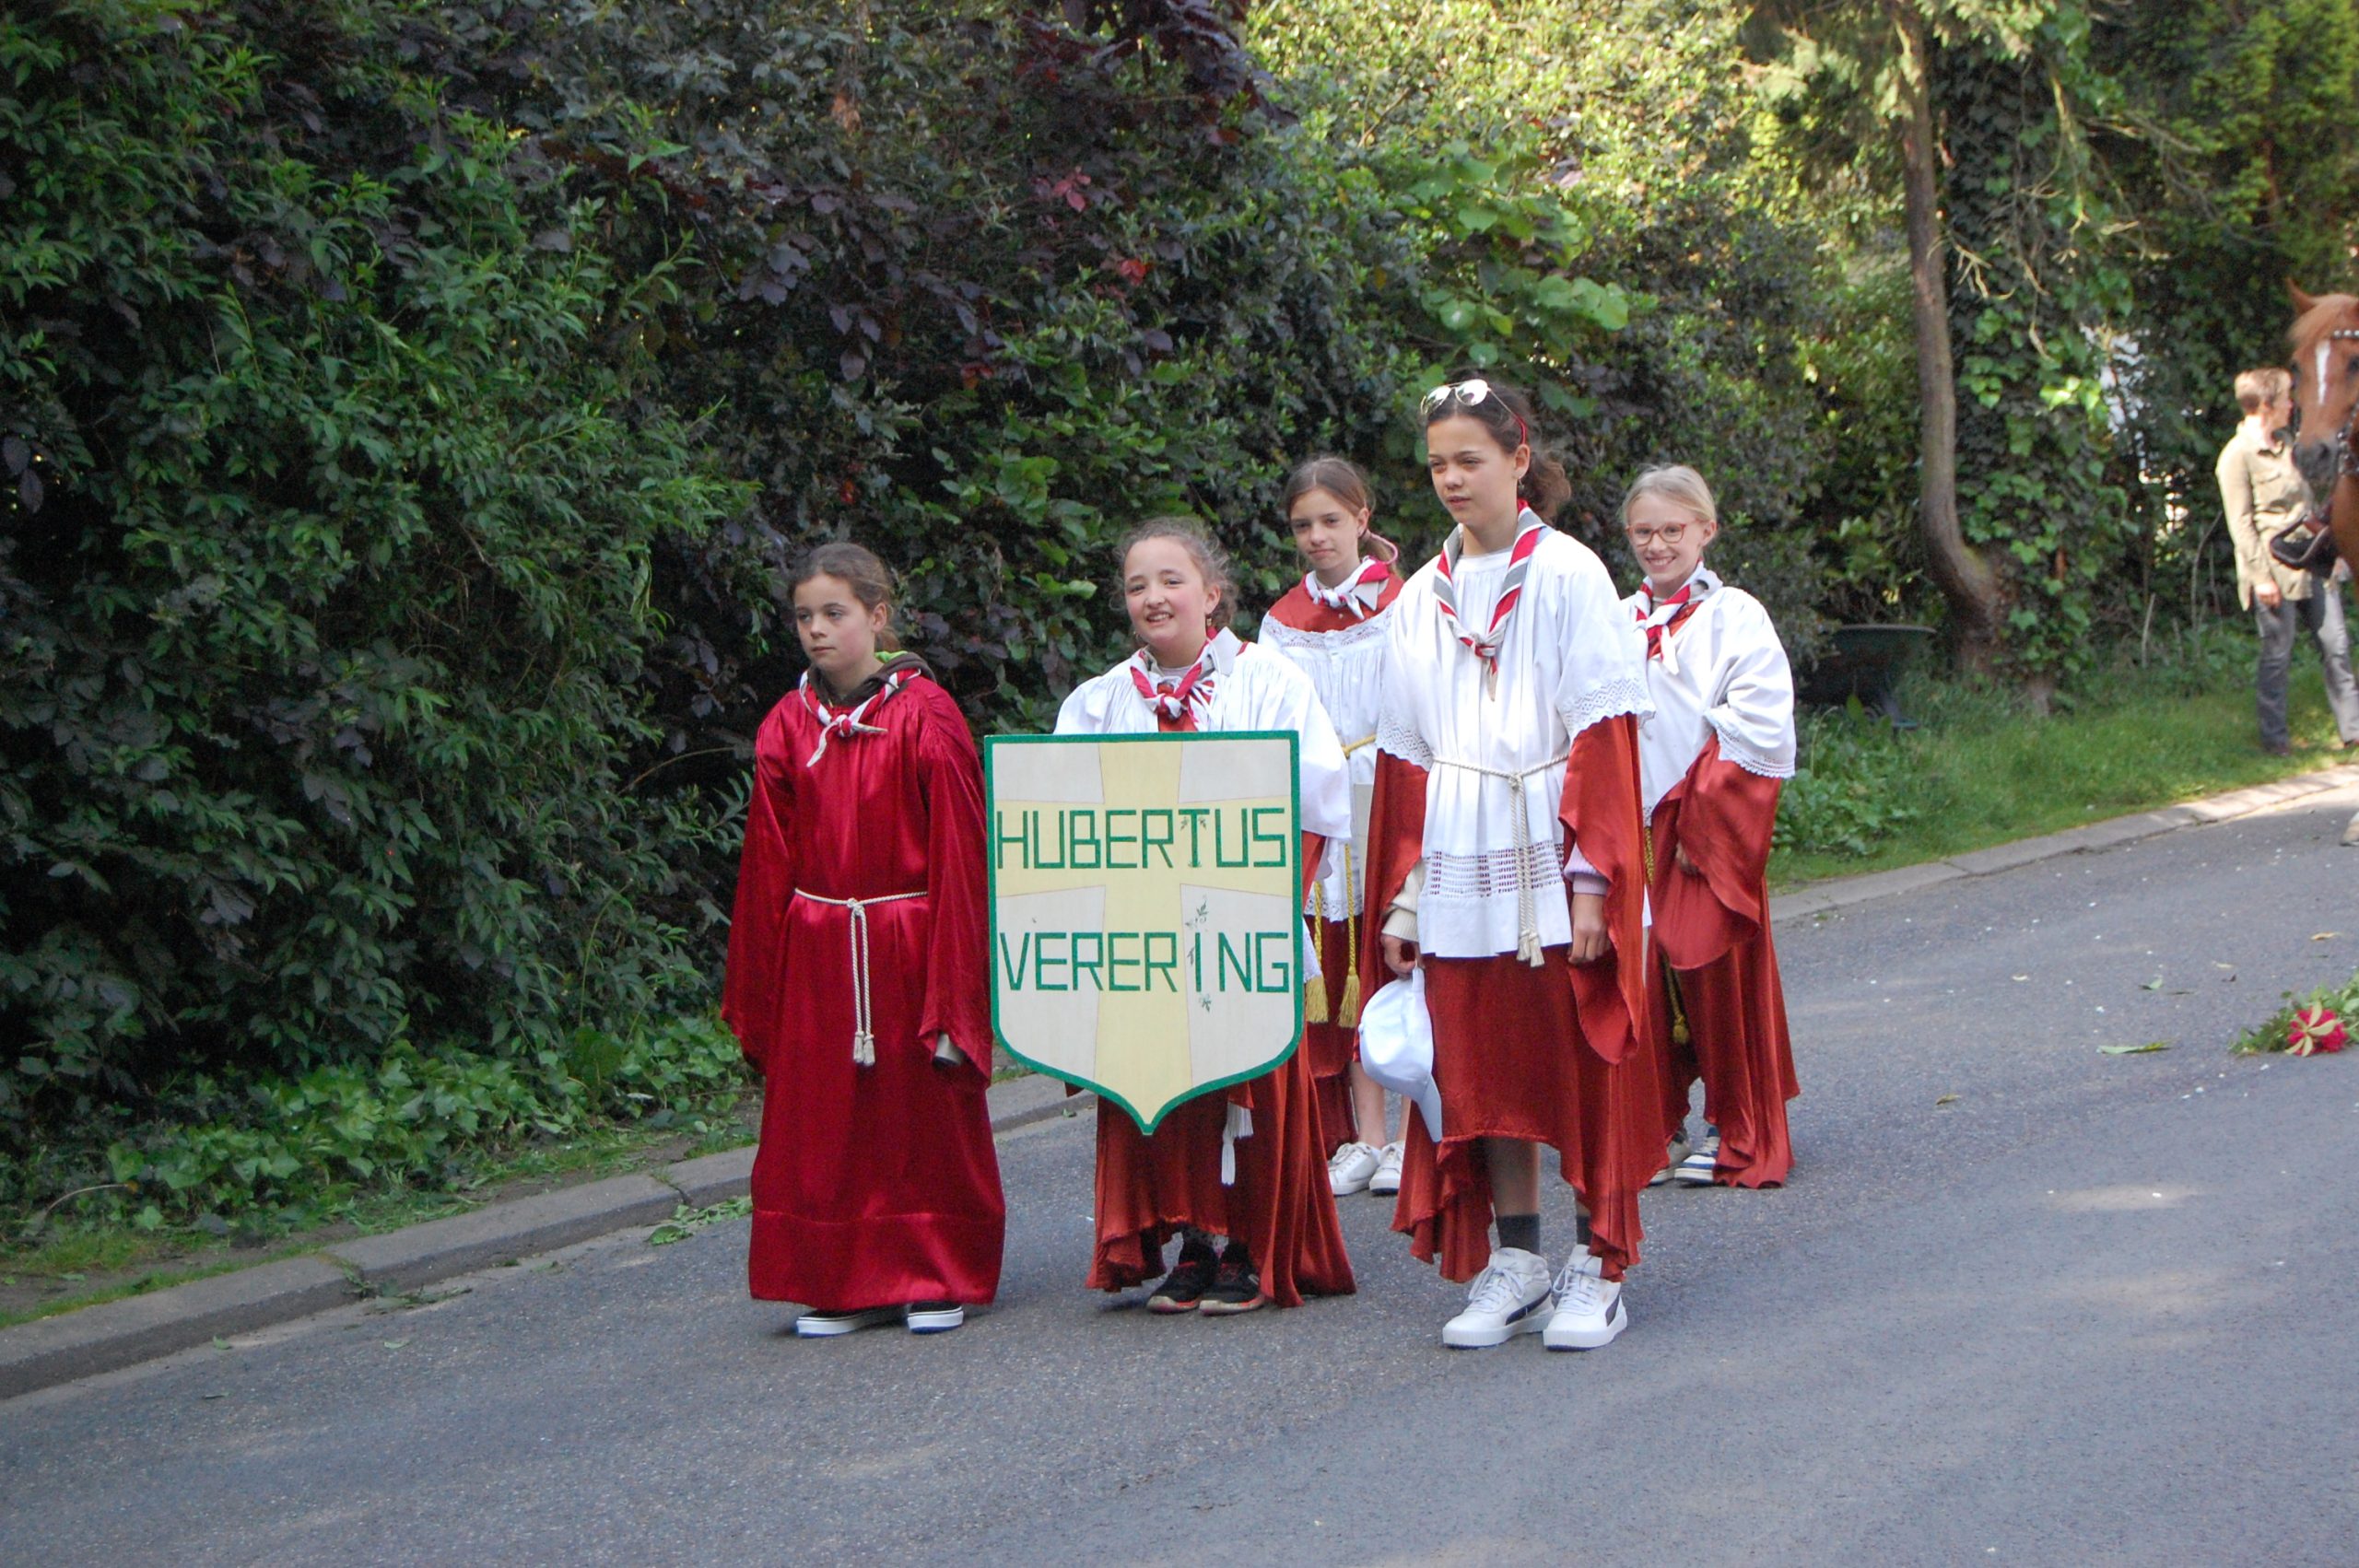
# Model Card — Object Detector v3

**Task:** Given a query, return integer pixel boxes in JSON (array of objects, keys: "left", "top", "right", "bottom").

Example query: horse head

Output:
[
  {"left": 2286, "top": 285, "right": 2359, "bottom": 494},
  {"left": 2286, "top": 285, "right": 2359, "bottom": 573}
]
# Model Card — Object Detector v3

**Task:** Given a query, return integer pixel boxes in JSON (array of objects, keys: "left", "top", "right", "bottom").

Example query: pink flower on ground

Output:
[{"left": 2286, "top": 1006, "right": 2348, "bottom": 1057}]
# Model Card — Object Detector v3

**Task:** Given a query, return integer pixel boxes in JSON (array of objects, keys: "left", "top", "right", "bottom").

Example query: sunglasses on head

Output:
[
  {"left": 1421, "top": 379, "right": 1494, "bottom": 414},
  {"left": 1422, "top": 379, "right": 1529, "bottom": 447}
]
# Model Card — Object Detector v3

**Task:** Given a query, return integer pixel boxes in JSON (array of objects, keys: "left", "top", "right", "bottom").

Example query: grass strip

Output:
[{"left": 1771, "top": 630, "right": 2354, "bottom": 887}]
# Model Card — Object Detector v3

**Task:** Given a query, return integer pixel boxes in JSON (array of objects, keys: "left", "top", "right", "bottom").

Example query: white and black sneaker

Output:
[
  {"left": 1649, "top": 1133, "right": 1692, "bottom": 1188},
  {"left": 1441, "top": 1247, "right": 1554, "bottom": 1348},
  {"left": 794, "top": 1306, "right": 899, "bottom": 1338},
  {"left": 1542, "top": 1248, "right": 1627, "bottom": 1351},
  {"left": 1672, "top": 1130, "right": 1721, "bottom": 1187},
  {"left": 1368, "top": 1141, "right": 1404, "bottom": 1196},
  {"left": 905, "top": 1301, "right": 965, "bottom": 1334},
  {"left": 1328, "top": 1141, "right": 1382, "bottom": 1196}
]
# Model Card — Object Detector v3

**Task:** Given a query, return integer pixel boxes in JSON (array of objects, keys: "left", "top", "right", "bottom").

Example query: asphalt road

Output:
[{"left": 6, "top": 781, "right": 2357, "bottom": 1566}]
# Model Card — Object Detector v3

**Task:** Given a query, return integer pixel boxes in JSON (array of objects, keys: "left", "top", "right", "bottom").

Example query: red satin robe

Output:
[
  {"left": 722, "top": 676, "right": 1005, "bottom": 1310},
  {"left": 1357, "top": 717, "right": 1661, "bottom": 1282},
  {"left": 1086, "top": 704, "right": 1356, "bottom": 1308},
  {"left": 1646, "top": 735, "right": 1799, "bottom": 1187},
  {"left": 1260, "top": 575, "right": 1405, "bottom": 1153}
]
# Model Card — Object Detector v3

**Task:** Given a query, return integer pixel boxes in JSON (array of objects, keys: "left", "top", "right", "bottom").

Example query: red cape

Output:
[
  {"left": 1646, "top": 735, "right": 1799, "bottom": 1188},
  {"left": 1260, "top": 570, "right": 1406, "bottom": 637},
  {"left": 1265, "top": 570, "right": 1404, "bottom": 1153},
  {"left": 1086, "top": 706, "right": 1355, "bottom": 1305},
  {"left": 1357, "top": 716, "right": 1661, "bottom": 1281}
]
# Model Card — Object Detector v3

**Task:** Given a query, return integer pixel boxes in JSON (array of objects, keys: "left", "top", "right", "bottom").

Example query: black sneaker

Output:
[
  {"left": 1197, "top": 1243, "right": 1266, "bottom": 1316},
  {"left": 1147, "top": 1241, "right": 1217, "bottom": 1314}
]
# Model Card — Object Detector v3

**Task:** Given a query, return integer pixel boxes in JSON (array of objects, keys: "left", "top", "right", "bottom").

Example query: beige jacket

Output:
[{"left": 2215, "top": 422, "right": 2318, "bottom": 606}]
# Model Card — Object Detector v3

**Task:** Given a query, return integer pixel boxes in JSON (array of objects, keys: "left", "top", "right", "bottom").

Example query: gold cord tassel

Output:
[
  {"left": 1642, "top": 824, "right": 1689, "bottom": 1045},
  {"left": 1664, "top": 959, "right": 1692, "bottom": 1048},
  {"left": 1304, "top": 870, "right": 1332, "bottom": 1024},
  {"left": 1335, "top": 846, "right": 1363, "bottom": 1026}
]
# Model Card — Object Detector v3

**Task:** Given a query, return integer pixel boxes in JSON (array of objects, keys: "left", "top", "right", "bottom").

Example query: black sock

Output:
[
  {"left": 1575, "top": 1211, "right": 1594, "bottom": 1251},
  {"left": 1496, "top": 1212, "right": 1541, "bottom": 1255},
  {"left": 1178, "top": 1228, "right": 1218, "bottom": 1261}
]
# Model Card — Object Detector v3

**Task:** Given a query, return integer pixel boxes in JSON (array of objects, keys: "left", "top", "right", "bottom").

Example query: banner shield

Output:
[{"left": 986, "top": 732, "right": 1304, "bottom": 1133}]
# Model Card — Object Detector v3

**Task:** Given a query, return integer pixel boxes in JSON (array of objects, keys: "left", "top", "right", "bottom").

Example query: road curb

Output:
[
  {"left": 7, "top": 761, "right": 2350, "bottom": 1401},
  {"left": 0, "top": 1255, "right": 354, "bottom": 1401},
  {"left": 0, "top": 1074, "right": 1096, "bottom": 1400},
  {"left": 320, "top": 1174, "right": 683, "bottom": 1294}
]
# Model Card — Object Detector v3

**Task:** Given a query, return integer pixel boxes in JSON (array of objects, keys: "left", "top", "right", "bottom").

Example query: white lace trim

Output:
[
  {"left": 1261, "top": 614, "right": 1391, "bottom": 653},
  {"left": 1425, "top": 842, "right": 1567, "bottom": 903},
  {"left": 1710, "top": 715, "right": 1797, "bottom": 779},
  {"left": 1558, "top": 675, "right": 1653, "bottom": 739},
  {"left": 1376, "top": 704, "right": 1433, "bottom": 769}
]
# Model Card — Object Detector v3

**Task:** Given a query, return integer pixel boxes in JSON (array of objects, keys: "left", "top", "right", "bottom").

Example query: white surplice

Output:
[
  {"left": 1054, "top": 630, "right": 1354, "bottom": 847},
  {"left": 1624, "top": 566, "right": 1798, "bottom": 820},
  {"left": 1056, "top": 628, "right": 1354, "bottom": 1174},
  {"left": 1376, "top": 513, "right": 1650, "bottom": 959},
  {"left": 1262, "top": 585, "right": 1393, "bottom": 919}
]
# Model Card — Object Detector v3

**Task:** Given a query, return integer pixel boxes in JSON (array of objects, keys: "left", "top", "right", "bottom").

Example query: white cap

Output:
[{"left": 1356, "top": 970, "right": 1441, "bottom": 1142}]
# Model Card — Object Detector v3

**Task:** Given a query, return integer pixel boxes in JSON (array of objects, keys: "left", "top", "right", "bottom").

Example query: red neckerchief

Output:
[
  {"left": 1434, "top": 513, "right": 1543, "bottom": 674},
  {"left": 1304, "top": 557, "right": 1392, "bottom": 619},
  {"left": 1129, "top": 640, "right": 1215, "bottom": 724},
  {"left": 801, "top": 664, "right": 918, "bottom": 766},
  {"left": 1634, "top": 579, "right": 1704, "bottom": 660}
]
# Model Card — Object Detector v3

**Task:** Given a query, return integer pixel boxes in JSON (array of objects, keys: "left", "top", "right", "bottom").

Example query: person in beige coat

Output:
[{"left": 2213, "top": 367, "right": 2359, "bottom": 755}]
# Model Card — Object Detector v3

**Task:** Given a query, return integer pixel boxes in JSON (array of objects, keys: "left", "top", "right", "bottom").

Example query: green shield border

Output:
[{"left": 983, "top": 731, "right": 1305, "bottom": 1134}]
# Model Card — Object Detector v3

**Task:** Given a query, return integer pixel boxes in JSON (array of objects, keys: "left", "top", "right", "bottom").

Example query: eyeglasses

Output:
[
  {"left": 1422, "top": 379, "right": 1495, "bottom": 414},
  {"left": 1625, "top": 521, "right": 1691, "bottom": 545}
]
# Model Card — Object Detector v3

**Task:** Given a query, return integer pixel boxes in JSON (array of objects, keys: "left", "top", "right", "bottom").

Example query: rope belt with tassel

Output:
[
  {"left": 1640, "top": 820, "right": 1691, "bottom": 1047},
  {"left": 1428, "top": 749, "right": 1570, "bottom": 967},
  {"left": 792, "top": 887, "right": 926, "bottom": 1064},
  {"left": 1305, "top": 735, "right": 1378, "bottom": 1028}
]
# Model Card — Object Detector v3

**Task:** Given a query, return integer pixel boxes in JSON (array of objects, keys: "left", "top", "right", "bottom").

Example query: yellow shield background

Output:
[{"left": 986, "top": 732, "right": 1303, "bottom": 1132}]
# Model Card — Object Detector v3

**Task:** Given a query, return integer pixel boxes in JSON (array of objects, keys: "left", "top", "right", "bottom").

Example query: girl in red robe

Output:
[
  {"left": 1360, "top": 377, "right": 1661, "bottom": 1352},
  {"left": 1619, "top": 465, "right": 1801, "bottom": 1188},
  {"left": 1260, "top": 458, "right": 1412, "bottom": 1198},
  {"left": 1053, "top": 519, "right": 1357, "bottom": 1315},
  {"left": 722, "top": 543, "right": 1004, "bottom": 1338}
]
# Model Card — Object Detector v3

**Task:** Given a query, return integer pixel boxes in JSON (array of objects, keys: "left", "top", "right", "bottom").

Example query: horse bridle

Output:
[{"left": 2318, "top": 328, "right": 2359, "bottom": 482}]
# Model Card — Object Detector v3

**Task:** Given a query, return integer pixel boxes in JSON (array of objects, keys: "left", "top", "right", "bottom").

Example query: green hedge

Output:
[{"left": 2, "top": 0, "right": 743, "bottom": 1138}]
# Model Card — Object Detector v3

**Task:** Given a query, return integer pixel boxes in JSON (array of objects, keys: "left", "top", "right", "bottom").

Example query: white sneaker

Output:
[
  {"left": 794, "top": 1306, "right": 898, "bottom": 1338},
  {"left": 904, "top": 1302, "right": 965, "bottom": 1334},
  {"left": 1441, "top": 1247, "right": 1554, "bottom": 1348},
  {"left": 1672, "top": 1131, "right": 1721, "bottom": 1187},
  {"left": 1328, "top": 1141, "right": 1382, "bottom": 1196},
  {"left": 1649, "top": 1133, "right": 1692, "bottom": 1188},
  {"left": 1542, "top": 1248, "right": 1627, "bottom": 1351},
  {"left": 1368, "top": 1141, "right": 1404, "bottom": 1196}
]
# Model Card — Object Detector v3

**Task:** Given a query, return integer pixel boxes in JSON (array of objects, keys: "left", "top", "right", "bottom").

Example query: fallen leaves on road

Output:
[
  {"left": 381, "top": 1339, "right": 410, "bottom": 1350},
  {"left": 2312, "top": 931, "right": 2339, "bottom": 942},
  {"left": 1935, "top": 1094, "right": 1960, "bottom": 1106},
  {"left": 2098, "top": 1041, "right": 2172, "bottom": 1055},
  {"left": 650, "top": 1194, "right": 753, "bottom": 1246}
]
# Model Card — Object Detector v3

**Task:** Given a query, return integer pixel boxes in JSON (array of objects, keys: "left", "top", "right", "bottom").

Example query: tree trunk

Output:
[{"left": 1891, "top": 1, "right": 2001, "bottom": 671}]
